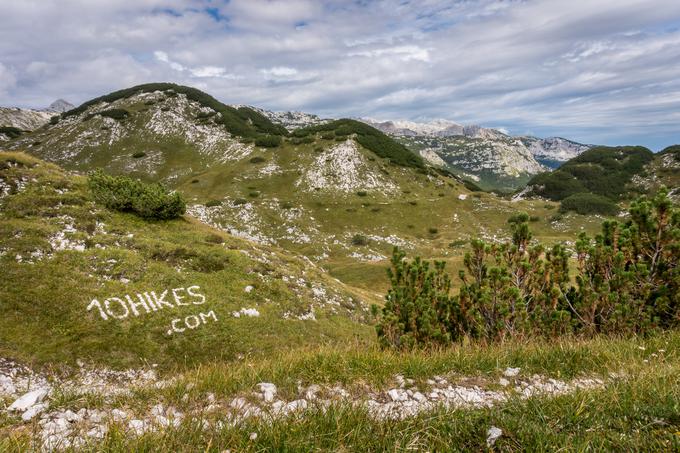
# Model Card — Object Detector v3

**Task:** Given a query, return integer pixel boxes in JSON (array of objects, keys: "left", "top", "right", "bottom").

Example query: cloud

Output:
[
  {"left": 154, "top": 50, "right": 241, "bottom": 79},
  {"left": 1, "top": 0, "right": 680, "bottom": 149}
]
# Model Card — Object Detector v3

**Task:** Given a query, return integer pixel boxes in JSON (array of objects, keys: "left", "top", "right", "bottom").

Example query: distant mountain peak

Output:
[{"left": 46, "top": 99, "right": 74, "bottom": 113}]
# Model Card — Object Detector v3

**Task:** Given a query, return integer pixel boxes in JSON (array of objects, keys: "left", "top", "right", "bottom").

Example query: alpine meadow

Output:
[{"left": 1, "top": 1, "right": 680, "bottom": 452}]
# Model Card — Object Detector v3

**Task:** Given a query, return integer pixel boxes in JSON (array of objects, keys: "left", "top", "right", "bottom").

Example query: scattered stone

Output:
[
  {"left": 244, "top": 285, "right": 254, "bottom": 293},
  {"left": 499, "top": 378, "right": 510, "bottom": 387},
  {"left": 22, "top": 402, "right": 48, "bottom": 421},
  {"left": 486, "top": 426, "right": 503, "bottom": 447},
  {"left": 233, "top": 308, "right": 260, "bottom": 317},
  {"left": 257, "top": 382, "right": 277, "bottom": 402},
  {"left": 8, "top": 387, "right": 49, "bottom": 412},
  {"left": 249, "top": 432, "right": 258, "bottom": 440},
  {"left": 503, "top": 367, "right": 520, "bottom": 377}
]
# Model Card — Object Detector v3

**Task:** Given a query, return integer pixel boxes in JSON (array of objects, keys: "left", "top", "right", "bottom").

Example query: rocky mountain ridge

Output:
[
  {"left": 360, "top": 118, "right": 592, "bottom": 191},
  {"left": 0, "top": 99, "right": 75, "bottom": 140}
]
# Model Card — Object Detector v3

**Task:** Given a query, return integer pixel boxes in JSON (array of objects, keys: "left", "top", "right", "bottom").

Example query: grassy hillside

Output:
[{"left": 0, "top": 151, "right": 374, "bottom": 370}]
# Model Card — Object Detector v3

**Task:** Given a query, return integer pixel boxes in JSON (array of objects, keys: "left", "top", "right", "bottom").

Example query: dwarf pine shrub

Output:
[
  {"left": 377, "top": 189, "right": 679, "bottom": 348},
  {"left": 88, "top": 170, "right": 185, "bottom": 220}
]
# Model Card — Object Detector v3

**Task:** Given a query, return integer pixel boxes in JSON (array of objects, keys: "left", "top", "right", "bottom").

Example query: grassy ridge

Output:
[
  {"left": 61, "top": 82, "right": 288, "bottom": 138},
  {"left": 527, "top": 145, "right": 654, "bottom": 201}
]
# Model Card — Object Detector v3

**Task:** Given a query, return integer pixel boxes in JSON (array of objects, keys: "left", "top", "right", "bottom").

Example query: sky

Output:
[{"left": 1, "top": 0, "right": 680, "bottom": 150}]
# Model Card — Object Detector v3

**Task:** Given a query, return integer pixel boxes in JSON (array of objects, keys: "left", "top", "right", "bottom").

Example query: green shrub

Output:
[
  {"left": 255, "top": 135, "right": 282, "bottom": 148},
  {"left": 357, "top": 191, "right": 368, "bottom": 197},
  {"left": 88, "top": 170, "right": 185, "bottom": 220},
  {"left": 351, "top": 234, "right": 369, "bottom": 246},
  {"left": 233, "top": 198, "right": 248, "bottom": 206},
  {"left": 99, "top": 108, "right": 130, "bottom": 120},
  {"left": 132, "top": 151, "right": 146, "bottom": 158},
  {"left": 428, "top": 227, "right": 439, "bottom": 234},
  {"left": 249, "top": 156, "right": 266, "bottom": 164},
  {"left": 377, "top": 190, "right": 680, "bottom": 347},
  {"left": 279, "top": 201, "right": 294, "bottom": 209},
  {"left": 205, "top": 199, "right": 222, "bottom": 207},
  {"left": 0, "top": 127, "right": 24, "bottom": 139},
  {"left": 448, "top": 239, "right": 467, "bottom": 248},
  {"left": 529, "top": 215, "right": 540, "bottom": 222},
  {"left": 463, "top": 179, "right": 484, "bottom": 192},
  {"left": 248, "top": 191, "right": 260, "bottom": 198},
  {"left": 377, "top": 249, "right": 456, "bottom": 348},
  {"left": 560, "top": 193, "right": 619, "bottom": 216},
  {"left": 49, "top": 115, "right": 60, "bottom": 125}
]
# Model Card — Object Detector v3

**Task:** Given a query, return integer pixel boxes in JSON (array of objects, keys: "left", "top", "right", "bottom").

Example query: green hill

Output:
[
  {"left": 526, "top": 145, "right": 654, "bottom": 201},
  {"left": 0, "top": 151, "right": 373, "bottom": 369}
]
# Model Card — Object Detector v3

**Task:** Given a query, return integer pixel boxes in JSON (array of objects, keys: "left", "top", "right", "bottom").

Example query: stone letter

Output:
[
  {"left": 187, "top": 285, "right": 206, "bottom": 305},
  {"left": 172, "top": 287, "right": 189, "bottom": 306},
  {"left": 150, "top": 290, "right": 174, "bottom": 309},
  {"left": 104, "top": 297, "right": 129, "bottom": 319},
  {"left": 185, "top": 315, "right": 200, "bottom": 329},
  {"left": 171, "top": 318, "right": 185, "bottom": 333},
  {"left": 87, "top": 299, "right": 108, "bottom": 320},
  {"left": 199, "top": 310, "right": 218, "bottom": 323},
  {"left": 126, "top": 294, "right": 151, "bottom": 316}
]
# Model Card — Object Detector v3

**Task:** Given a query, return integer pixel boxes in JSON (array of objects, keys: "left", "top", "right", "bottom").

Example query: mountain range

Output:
[
  {"left": 1, "top": 95, "right": 591, "bottom": 191},
  {"left": 361, "top": 118, "right": 591, "bottom": 191}
]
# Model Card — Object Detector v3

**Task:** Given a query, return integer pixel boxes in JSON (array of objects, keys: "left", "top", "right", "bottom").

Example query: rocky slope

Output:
[
  {"left": 0, "top": 100, "right": 75, "bottom": 138},
  {"left": 362, "top": 118, "right": 591, "bottom": 191},
  {"left": 520, "top": 136, "right": 591, "bottom": 169},
  {"left": 251, "top": 107, "right": 330, "bottom": 131},
  {"left": 0, "top": 108, "right": 53, "bottom": 134}
]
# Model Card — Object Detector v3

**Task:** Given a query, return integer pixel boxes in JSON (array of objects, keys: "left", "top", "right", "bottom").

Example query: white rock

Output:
[
  {"left": 412, "top": 392, "right": 427, "bottom": 402},
  {"left": 111, "top": 408, "right": 128, "bottom": 422},
  {"left": 8, "top": 387, "right": 49, "bottom": 412},
  {"left": 284, "top": 399, "right": 308, "bottom": 413},
  {"left": 486, "top": 426, "right": 503, "bottom": 447},
  {"left": 387, "top": 389, "right": 408, "bottom": 402},
  {"left": 21, "top": 402, "right": 48, "bottom": 421},
  {"left": 87, "top": 424, "right": 108, "bottom": 439},
  {"left": 458, "top": 194, "right": 468, "bottom": 200},
  {"left": 304, "top": 384, "right": 321, "bottom": 400},
  {"left": 63, "top": 409, "right": 80, "bottom": 422},
  {"left": 499, "top": 378, "right": 510, "bottom": 387},
  {"left": 503, "top": 367, "right": 520, "bottom": 377},
  {"left": 244, "top": 285, "right": 254, "bottom": 293},
  {"left": 238, "top": 308, "right": 260, "bottom": 317},
  {"left": 128, "top": 419, "right": 149, "bottom": 435},
  {"left": 257, "top": 383, "right": 277, "bottom": 402},
  {"left": 249, "top": 432, "right": 258, "bottom": 440}
]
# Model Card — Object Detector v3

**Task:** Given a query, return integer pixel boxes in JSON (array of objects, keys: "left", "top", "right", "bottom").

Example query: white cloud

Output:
[{"left": 1, "top": 0, "right": 680, "bottom": 148}]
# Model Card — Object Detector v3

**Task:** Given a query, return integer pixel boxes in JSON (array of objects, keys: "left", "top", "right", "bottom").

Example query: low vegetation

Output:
[
  {"left": 0, "top": 126, "right": 25, "bottom": 139},
  {"left": 88, "top": 169, "right": 186, "bottom": 220},
  {"left": 527, "top": 146, "right": 654, "bottom": 201},
  {"left": 378, "top": 189, "right": 679, "bottom": 348},
  {"left": 559, "top": 192, "right": 619, "bottom": 215}
]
